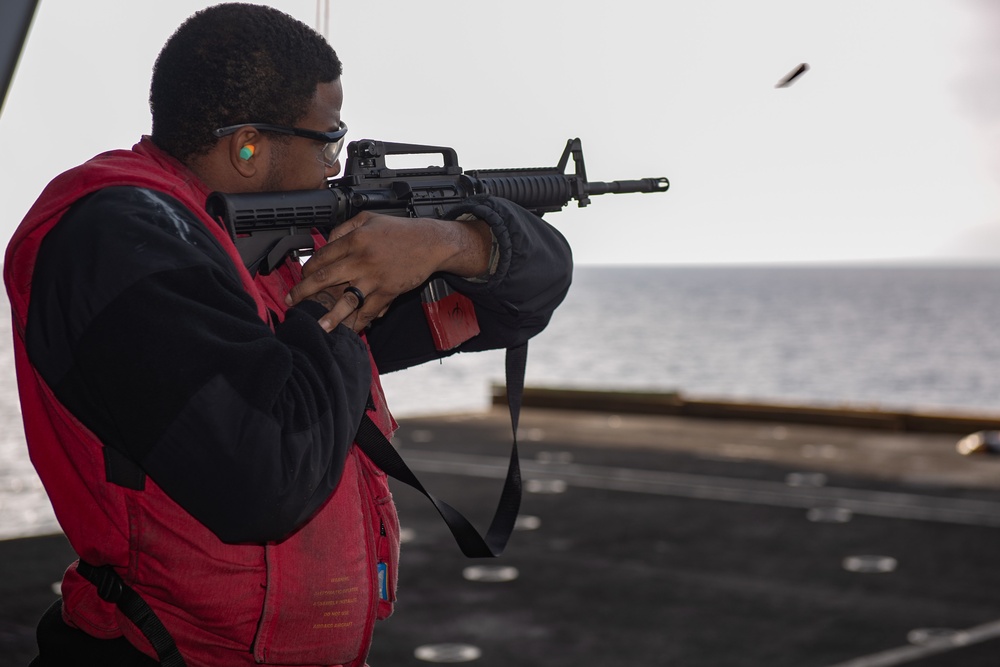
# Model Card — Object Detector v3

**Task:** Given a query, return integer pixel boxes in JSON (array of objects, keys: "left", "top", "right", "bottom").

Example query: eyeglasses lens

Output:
[{"left": 321, "top": 137, "right": 345, "bottom": 168}]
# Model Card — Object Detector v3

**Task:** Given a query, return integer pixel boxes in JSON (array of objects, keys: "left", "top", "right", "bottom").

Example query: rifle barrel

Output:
[
  {"left": 471, "top": 174, "right": 669, "bottom": 213},
  {"left": 586, "top": 178, "right": 670, "bottom": 195}
]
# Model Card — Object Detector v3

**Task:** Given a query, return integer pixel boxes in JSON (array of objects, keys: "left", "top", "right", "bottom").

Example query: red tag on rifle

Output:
[{"left": 420, "top": 278, "right": 480, "bottom": 351}]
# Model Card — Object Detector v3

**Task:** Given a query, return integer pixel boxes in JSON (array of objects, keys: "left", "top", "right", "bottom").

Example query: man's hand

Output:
[{"left": 285, "top": 211, "right": 493, "bottom": 333}]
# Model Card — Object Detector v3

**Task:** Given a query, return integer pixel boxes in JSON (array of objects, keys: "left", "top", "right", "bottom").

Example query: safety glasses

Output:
[{"left": 213, "top": 120, "right": 348, "bottom": 168}]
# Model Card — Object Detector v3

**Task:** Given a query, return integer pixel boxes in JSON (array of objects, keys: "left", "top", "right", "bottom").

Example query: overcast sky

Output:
[{"left": 3, "top": 0, "right": 1000, "bottom": 265}]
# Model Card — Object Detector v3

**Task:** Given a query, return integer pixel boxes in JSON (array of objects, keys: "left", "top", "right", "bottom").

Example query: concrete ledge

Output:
[{"left": 491, "top": 385, "right": 1000, "bottom": 434}]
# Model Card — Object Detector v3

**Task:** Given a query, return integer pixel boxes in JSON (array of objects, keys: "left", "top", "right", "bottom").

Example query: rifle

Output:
[
  {"left": 206, "top": 137, "right": 669, "bottom": 276},
  {"left": 205, "top": 137, "right": 668, "bottom": 559}
]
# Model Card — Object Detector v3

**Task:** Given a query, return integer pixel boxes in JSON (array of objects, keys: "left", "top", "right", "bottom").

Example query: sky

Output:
[{"left": 3, "top": 0, "right": 1000, "bottom": 266}]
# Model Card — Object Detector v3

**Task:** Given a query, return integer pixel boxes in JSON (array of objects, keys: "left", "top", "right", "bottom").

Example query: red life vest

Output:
[{"left": 4, "top": 137, "right": 399, "bottom": 667}]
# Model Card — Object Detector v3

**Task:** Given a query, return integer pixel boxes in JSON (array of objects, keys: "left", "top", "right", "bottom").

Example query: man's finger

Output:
[
  {"left": 285, "top": 260, "right": 344, "bottom": 305},
  {"left": 286, "top": 277, "right": 325, "bottom": 306},
  {"left": 326, "top": 213, "right": 368, "bottom": 244},
  {"left": 318, "top": 289, "right": 364, "bottom": 332}
]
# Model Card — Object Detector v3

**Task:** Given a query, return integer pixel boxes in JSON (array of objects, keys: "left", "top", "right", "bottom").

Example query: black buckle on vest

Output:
[{"left": 77, "top": 561, "right": 124, "bottom": 603}]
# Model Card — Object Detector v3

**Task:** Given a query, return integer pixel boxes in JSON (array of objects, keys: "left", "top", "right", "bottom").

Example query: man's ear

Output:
[{"left": 227, "top": 127, "right": 263, "bottom": 178}]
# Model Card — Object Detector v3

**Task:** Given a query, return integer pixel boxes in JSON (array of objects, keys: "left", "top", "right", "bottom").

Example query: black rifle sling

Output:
[
  {"left": 76, "top": 560, "right": 187, "bottom": 667},
  {"left": 355, "top": 342, "right": 526, "bottom": 558}
]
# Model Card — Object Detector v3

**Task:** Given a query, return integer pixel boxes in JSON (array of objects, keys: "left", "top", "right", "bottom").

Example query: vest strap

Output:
[
  {"left": 76, "top": 560, "right": 187, "bottom": 667},
  {"left": 103, "top": 446, "right": 146, "bottom": 490}
]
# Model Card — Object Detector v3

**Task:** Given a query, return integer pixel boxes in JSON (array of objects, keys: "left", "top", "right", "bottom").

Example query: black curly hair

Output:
[{"left": 149, "top": 3, "right": 342, "bottom": 162}]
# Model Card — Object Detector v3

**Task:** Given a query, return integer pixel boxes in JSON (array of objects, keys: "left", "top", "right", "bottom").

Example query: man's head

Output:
[{"left": 150, "top": 3, "right": 344, "bottom": 190}]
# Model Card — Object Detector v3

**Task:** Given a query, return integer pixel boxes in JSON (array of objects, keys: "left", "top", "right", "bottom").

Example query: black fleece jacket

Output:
[{"left": 26, "top": 186, "right": 572, "bottom": 542}]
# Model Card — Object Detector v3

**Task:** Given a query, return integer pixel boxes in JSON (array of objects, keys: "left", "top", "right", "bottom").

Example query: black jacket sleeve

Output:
[
  {"left": 26, "top": 187, "right": 371, "bottom": 544},
  {"left": 366, "top": 196, "right": 574, "bottom": 373}
]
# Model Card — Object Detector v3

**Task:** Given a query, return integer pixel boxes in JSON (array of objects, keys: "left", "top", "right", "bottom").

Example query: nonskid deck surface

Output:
[{"left": 3, "top": 406, "right": 1000, "bottom": 667}]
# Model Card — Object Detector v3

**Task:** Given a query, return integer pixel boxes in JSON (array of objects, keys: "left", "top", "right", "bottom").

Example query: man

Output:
[{"left": 5, "top": 3, "right": 572, "bottom": 666}]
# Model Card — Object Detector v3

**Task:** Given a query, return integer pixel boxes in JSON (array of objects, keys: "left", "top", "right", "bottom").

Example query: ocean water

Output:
[
  {"left": 4, "top": 264, "right": 1000, "bottom": 538},
  {"left": 381, "top": 264, "right": 1000, "bottom": 418}
]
